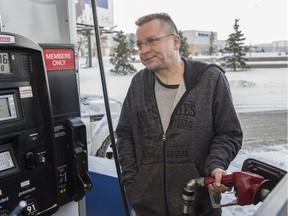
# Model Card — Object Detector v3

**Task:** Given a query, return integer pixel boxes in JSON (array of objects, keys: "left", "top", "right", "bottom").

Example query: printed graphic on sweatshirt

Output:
[
  {"left": 142, "top": 147, "right": 193, "bottom": 163},
  {"left": 136, "top": 106, "right": 161, "bottom": 135},
  {"left": 175, "top": 103, "right": 196, "bottom": 130}
]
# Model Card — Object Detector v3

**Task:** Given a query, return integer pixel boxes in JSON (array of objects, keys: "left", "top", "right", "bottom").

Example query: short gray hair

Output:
[{"left": 135, "top": 12, "right": 178, "bottom": 34}]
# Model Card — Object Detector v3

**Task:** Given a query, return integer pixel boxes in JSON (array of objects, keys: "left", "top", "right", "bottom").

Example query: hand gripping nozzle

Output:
[{"left": 182, "top": 171, "right": 271, "bottom": 214}]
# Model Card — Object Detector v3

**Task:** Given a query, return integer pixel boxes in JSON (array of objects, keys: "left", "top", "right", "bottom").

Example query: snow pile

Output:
[{"left": 229, "top": 80, "right": 256, "bottom": 88}]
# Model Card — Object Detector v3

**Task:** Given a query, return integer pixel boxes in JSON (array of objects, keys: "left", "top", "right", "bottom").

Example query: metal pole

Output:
[
  {"left": 87, "top": 32, "right": 92, "bottom": 68},
  {"left": 89, "top": 1, "right": 130, "bottom": 215}
]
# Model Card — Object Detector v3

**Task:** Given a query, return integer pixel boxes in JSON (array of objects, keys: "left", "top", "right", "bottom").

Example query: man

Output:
[{"left": 116, "top": 13, "right": 242, "bottom": 216}]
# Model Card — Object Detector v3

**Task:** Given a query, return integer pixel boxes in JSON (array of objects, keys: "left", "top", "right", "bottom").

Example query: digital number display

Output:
[
  {"left": 0, "top": 94, "right": 17, "bottom": 121},
  {"left": 0, "top": 97, "right": 10, "bottom": 119},
  {"left": 0, "top": 53, "right": 11, "bottom": 74},
  {"left": 0, "top": 151, "right": 15, "bottom": 172}
]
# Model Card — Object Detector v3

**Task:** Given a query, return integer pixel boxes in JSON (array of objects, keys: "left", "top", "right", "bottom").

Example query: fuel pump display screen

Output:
[
  {"left": 0, "top": 150, "right": 15, "bottom": 171},
  {"left": 0, "top": 53, "right": 11, "bottom": 74},
  {"left": 0, "top": 94, "right": 17, "bottom": 121},
  {"left": 0, "top": 97, "right": 10, "bottom": 118}
]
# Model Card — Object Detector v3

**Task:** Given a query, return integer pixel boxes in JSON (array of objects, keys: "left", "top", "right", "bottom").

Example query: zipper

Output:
[
  {"left": 162, "top": 133, "right": 170, "bottom": 216},
  {"left": 155, "top": 103, "right": 170, "bottom": 215},
  {"left": 162, "top": 134, "right": 170, "bottom": 216},
  {"left": 155, "top": 118, "right": 170, "bottom": 215},
  {"left": 152, "top": 82, "right": 170, "bottom": 215}
]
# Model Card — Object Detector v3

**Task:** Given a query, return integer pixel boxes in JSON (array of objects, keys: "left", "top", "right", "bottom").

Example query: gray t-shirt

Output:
[{"left": 155, "top": 76, "right": 186, "bottom": 133}]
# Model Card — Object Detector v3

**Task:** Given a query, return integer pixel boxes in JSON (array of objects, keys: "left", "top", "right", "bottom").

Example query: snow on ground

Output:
[
  {"left": 79, "top": 59, "right": 287, "bottom": 113},
  {"left": 226, "top": 68, "right": 287, "bottom": 113},
  {"left": 79, "top": 58, "right": 287, "bottom": 216}
]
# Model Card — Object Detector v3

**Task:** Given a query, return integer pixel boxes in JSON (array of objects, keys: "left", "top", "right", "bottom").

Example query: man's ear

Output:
[{"left": 174, "top": 35, "right": 181, "bottom": 50}]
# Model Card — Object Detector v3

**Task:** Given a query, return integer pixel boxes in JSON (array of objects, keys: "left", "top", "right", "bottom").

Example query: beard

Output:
[{"left": 141, "top": 56, "right": 166, "bottom": 73}]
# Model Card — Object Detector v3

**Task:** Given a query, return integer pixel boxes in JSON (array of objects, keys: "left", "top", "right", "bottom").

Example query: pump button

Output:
[
  {"left": 28, "top": 132, "right": 39, "bottom": 143},
  {"left": 25, "top": 152, "right": 36, "bottom": 169},
  {"left": 38, "top": 153, "right": 46, "bottom": 163}
]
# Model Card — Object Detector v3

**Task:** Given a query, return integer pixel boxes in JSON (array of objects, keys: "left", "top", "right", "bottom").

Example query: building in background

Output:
[
  {"left": 182, "top": 30, "right": 226, "bottom": 55},
  {"left": 252, "top": 41, "right": 288, "bottom": 53}
]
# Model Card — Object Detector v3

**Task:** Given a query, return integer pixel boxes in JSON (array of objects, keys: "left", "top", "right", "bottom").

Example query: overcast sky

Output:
[{"left": 113, "top": 0, "right": 287, "bottom": 45}]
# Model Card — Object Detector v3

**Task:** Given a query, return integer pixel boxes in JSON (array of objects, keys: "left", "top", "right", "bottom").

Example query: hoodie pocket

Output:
[{"left": 126, "top": 163, "right": 164, "bottom": 214}]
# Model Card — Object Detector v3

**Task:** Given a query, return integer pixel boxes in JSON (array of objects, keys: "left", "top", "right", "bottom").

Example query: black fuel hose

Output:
[{"left": 90, "top": 1, "right": 130, "bottom": 215}]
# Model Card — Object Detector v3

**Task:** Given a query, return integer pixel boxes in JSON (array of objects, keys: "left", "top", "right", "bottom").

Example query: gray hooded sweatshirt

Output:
[{"left": 116, "top": 58, "right": 243, "bottom": 216}]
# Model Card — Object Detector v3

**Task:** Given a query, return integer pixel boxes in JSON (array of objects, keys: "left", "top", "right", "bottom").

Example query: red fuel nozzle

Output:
[
  {"left": 183, "top": 171, "right": 271, "bottom": 214},
  {"left": 204, "top": 171, "right": 271, "bottom": 206}
]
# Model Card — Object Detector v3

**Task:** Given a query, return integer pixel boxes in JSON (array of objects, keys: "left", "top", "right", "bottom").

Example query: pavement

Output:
[{"left": 237, "top": 110, "right": 287, "bottom": 148}]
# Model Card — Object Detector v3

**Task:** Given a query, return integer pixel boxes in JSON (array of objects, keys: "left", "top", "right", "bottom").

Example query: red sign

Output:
[{"left": 43, "top": 49, "right": 75, "bottom": 71}]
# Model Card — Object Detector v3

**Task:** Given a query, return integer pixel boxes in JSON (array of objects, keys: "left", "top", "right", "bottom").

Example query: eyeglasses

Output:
[{"left": 136, "top": 34, "right": 175, "bottom": 50}]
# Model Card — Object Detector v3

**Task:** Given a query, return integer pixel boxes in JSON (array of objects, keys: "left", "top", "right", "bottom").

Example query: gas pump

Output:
[
  {"left": 39, "top": 43, "right": 93, "bottom": 206},
  {"left": 0, "top": 32, "right": 58, "bottom": 215},
  {"left": 0, "top": 32, "right": 92, "bottom": 216}
]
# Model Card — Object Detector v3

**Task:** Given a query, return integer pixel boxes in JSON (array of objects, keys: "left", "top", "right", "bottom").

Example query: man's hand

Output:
[{"left": 208, "top": 168, "right": 230, "bottom": 194}]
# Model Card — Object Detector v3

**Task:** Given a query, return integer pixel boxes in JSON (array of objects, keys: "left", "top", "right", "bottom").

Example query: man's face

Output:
[{"left": 136, "top": 19, "right": 178, "bottom": 72}]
